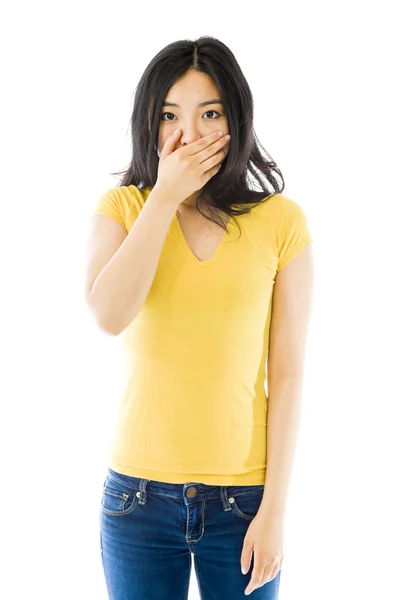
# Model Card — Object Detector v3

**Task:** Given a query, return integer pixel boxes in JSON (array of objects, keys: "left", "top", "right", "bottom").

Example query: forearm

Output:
[
  {"left": 89, "top": 186, "right": 179, "bottom": 335},
  {"left": 259, "top": 374, "right": 304, "bottom": 516}
]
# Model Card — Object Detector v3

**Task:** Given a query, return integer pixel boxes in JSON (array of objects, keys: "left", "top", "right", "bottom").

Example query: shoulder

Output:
[
  {"left": 274, "top": 194, "right": 314, "bottom": 272},
  {"left": 252, "top": 193, "right": 312, "bottom": 236},
  {"left": 251, "top": 192, "right": 308, "bottom": 220},
  {"left": 243, "top": 192, "right": 313, "bottom": 272},
  {"left": 91, "top": 184, "right": 153, "bottom": 230}
]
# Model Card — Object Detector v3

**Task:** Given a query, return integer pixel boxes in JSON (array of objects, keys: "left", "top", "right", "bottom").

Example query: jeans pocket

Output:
[
  {"left": 101, "top": 474, "right": 139, "bottom": 517},
  {"left": 229, "top": 488, "right": 264, "bottom": 521}
]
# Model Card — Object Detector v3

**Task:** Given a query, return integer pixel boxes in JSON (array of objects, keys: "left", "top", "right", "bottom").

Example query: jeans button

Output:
[{"left": 186, "top": 487, "right": 198, "bottom": 498}]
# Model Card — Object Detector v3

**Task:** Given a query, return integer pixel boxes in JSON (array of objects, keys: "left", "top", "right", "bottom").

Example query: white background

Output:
[{"left": 1, "top": 1, "right": 399, "bottom": 598}]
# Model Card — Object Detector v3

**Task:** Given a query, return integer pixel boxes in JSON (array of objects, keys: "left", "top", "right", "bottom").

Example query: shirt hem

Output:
[
  {"left": 107, "top": 457, "right": 266, "bottom": 486},
  {"left": 277, "top": 238, "right": 313, "bottom": 272}
]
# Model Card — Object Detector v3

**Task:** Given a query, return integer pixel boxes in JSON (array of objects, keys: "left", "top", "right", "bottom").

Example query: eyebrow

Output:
[{"left": 162, "top": 99, "right": 224, "bottom": 108}]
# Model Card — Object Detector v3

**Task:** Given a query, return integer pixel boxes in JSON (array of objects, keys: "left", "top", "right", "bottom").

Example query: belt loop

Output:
[
  {"left": 220, "top": 485, "right": 232, "bottom": 511},
  {"left": 137, "top": 478, "right": 149, "bottom": 505}
]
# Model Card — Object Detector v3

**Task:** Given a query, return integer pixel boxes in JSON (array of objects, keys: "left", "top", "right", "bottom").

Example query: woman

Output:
[{"left": 86, "top": 36, "right": 314, "bottom": 599}]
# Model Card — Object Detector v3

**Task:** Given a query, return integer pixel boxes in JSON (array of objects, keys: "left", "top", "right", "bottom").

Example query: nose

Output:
[{"left": 179, "top": 127, "right": 202, "bottom": 147}]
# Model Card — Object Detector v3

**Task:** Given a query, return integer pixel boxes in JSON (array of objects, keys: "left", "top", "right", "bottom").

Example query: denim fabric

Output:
[{"left": 100, "top": 467, "right": 281, "bottom": 599}]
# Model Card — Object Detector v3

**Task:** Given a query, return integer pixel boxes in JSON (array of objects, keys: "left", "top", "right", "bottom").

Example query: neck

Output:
[{"left": 180, "top": 193, "right": 200, "bottom": 208}]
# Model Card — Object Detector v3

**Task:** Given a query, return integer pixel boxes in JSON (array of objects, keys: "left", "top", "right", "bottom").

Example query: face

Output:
[{"left": 156, "top": 69, "right": 230, "bottom": 158}]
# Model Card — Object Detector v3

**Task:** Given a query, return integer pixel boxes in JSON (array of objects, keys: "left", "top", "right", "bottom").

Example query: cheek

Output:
[
  {"left": 158, "top": 132, "right": 167, "bottom": 152},
  {"left": 221, "top": 116, "right": 229, "bottom": 132},
  {"left": 222, "top": 141, "right": 230, "bottom": 159}
]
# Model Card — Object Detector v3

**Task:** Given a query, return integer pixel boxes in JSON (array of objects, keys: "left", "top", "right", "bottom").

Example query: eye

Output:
[
  {"left": 204, "top": 110, "right": 221, "bottom": 119},
  {"left": 160, "top": 112, "right": 176, "bottom": 121},
  {"left": 160, "top": 110, "right": 222, "bottom": 121}
]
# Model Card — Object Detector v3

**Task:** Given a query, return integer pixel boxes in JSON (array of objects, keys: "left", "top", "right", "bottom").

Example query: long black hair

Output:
[{"left": 111, "top": 36, "right": 285, "bottom": 233}]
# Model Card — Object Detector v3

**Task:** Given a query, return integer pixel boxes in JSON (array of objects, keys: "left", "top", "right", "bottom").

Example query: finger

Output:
[
  {"left": 245, "top": 571, "right": 264, "bottom": 595},
  {"left": 252, "top": 564, "right": 268, "bottom": 592},
  {"left": 254, "top": 566, "right": 275, "bottom": 590},
  {"left": 159, "top": 128, "right": 181, "bottom": 158},
  {"left": 253, "top": 559, "right": 282, "bottom": 591},
  {"left": 244, "top": 555, "right": 264, "bottom": 595},
  {"left": 268, "top": 565, "right": 279, "bottom": 582},
  {"left": 186, "top": 129, "right": 225, "bottom": 156},
  {"left": 241, "top": 543, "right": 253, "bottom": 574}
]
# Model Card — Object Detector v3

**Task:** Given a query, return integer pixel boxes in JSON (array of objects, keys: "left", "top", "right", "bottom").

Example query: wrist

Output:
[
  {"left": 258, "top": 499, "right": 287, "bottom": 518},
  {"left": 152, "top": 184, "right": 182, "bottom": 211}
]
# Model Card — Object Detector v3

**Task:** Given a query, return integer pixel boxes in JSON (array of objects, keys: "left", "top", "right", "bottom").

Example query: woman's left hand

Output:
[{"left": 241, "top": 510, "right": 285, "bottom": 595}]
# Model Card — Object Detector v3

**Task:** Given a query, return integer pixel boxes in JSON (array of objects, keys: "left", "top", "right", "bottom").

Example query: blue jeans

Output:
[{"left": 100, "top": 467, "right": 282, "bottom": 599}]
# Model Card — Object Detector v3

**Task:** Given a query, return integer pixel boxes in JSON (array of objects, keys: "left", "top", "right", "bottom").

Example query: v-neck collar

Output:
[{"left": 172, "top": 212, "right": 233, "bottom": 266}]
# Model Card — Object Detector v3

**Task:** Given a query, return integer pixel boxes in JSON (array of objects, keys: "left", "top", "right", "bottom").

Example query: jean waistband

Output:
[{"left": 106, "top": 467, "right": 264, "bottom": 503}]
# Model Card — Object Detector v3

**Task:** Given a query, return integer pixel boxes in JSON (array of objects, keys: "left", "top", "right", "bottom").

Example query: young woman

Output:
[{"left": 86, "top": 36, "right": 314, "bottom": 599}]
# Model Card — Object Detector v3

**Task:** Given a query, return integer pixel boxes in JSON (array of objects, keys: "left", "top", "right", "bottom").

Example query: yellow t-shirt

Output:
[{"left": 91, "top": 184, "right": 313, "bottom": 485}]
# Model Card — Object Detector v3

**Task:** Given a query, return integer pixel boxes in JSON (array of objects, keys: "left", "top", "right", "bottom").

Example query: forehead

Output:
[{"left": 165, "top": 70, "right": 220, "bottom": 103}]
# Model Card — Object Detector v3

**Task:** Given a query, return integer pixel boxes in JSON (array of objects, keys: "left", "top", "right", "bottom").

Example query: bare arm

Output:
[
  {"left": 86, "top": 186, "right": 179, "bottom": 335},
  {"left": 259, "top": 245, "right": 314, "bottom": 515}
]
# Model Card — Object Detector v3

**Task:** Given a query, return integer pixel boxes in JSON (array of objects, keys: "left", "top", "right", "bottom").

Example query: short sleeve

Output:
[
  {"left": 277, "top": 196, "right": 313, "bottom": 271},
  {"left": 91, "top": 187, "right": 126, "bottom": 228}
]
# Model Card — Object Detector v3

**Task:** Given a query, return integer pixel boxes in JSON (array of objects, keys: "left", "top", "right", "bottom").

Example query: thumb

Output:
[
  {"left": 241, "top": 544, "right": 254, "bottom": 575},
  {"left": 159, "top": 128, "right": 181, "bottom": 159}
]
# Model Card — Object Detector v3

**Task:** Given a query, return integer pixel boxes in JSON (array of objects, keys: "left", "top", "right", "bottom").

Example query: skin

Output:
[
  {"left": 242, "top": 246, "right": 314, "bottom": 595},
  {"left": 157, "top": 68, "right": 315, "bottom": 596},
  {"left": 156, "top": 68, "right": 230, "bottom": 209}
]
